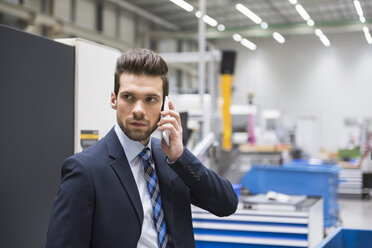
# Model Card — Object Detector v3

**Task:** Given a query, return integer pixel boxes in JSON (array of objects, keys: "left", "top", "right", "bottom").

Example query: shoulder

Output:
[
  {"left": 76, "top": 138, "right": 108, "bottom": 163},
  {"left": 63, "top": 132, "right": 114, "bottom": 174}
]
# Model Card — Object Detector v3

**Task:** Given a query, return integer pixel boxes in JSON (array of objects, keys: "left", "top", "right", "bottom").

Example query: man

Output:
[{"left": 46, "top": 49, "right": 238, "bottom": 248}]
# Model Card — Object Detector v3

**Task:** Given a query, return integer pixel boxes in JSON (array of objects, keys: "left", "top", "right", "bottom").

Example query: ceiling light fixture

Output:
[
  {"left": 319, "top": 35, "right": 331, "bottom": 47},
  {"left": 233, "top": 33, "right": 242, "bottom": 42},
  {"left": 260, "top": 22, "right": 268, "bottom": 29},
  {"left": 360, "top": 16, "right": 366, "bottom": 23},
  {"left": 315, "top": 29, "right": 330, "bottom": 47},
  {"left": 273, "top": 32, "right": 285, "bottom": 44},
  {"left": 307, "top": 19, "right": 315, "bottom": 27},
  {"left": 236, "top": 3, "right": 262, "bottom": 24},
  {"left": 195, "top": 11, "right": 219, "bottom": 27},
  {"left": 295, "top": 4, "right": 310, "bottom": 21},
  {"left": 363, "top": 26, "right": 372, "bottom": 44},
  {"left": 241, "top": 38, "right": 257, "bottom": 50},
  {"left": 315, "top": 28, "right": 323, "bottom": 37},
  {"left": 288, "top": 0, "right": 297, "bottom": 5},
  {"left": 202, "top": 15, "right": 218, "bottom": 27},
  {"left": 217, "top": 24, "right": 225, "bottom": 31},
  {"left": 353, "top": 0, "right": 364, "bottom": 17},
  {"left": 169, "top": 0, "right": 193, "bottom": 12}
]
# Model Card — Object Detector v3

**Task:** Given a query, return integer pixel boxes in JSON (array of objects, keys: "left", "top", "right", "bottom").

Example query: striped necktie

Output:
[{"left": 138, "top": 147, "right": 169, "bottom": 248}]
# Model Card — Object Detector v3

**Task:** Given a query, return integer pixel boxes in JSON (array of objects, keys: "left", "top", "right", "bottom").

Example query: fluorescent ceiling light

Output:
[
  {"left": 233, "top": 33, "right": 242, "bottom": 42},
  {"left": 360, "top": 16, "right": 366, "bottom": 23},
  {"left": 363, "top": 26, "right": 372, "bottom": 44},
  {"left": 288, "top": 0, "right": 297, "bottom": 5},
  {"left": 315, "top": 28, "right": 330, "bottom": 47},
  {"left": 353, "top": 0, "right": 364, "bottom": 17},
  {"left": 260, "top": 22, "right": 268, "bottom": 29},
  {"left": 195, "top": 11, "right": 218, "bottom": 27},
  {"left": 315, "top": 28, "right": 323, "bottom": 37},
  {"left": 319, "top": 35, "right": 331, "bottom": 47},
  {"left": 236, "top": 3, "right": 262, "bottom": 24},
  {"left": 217, "top": 24, "right": 225, "bottom": 31},
  {"left": 202, "top": 15, "right": 218, "bottom": 27},
  {"left": 273, "top": 32, "right": 285, "bottom": 44},
  {"left": 241, "top": 38, "right": 257, "bottom": 50},
  {"left": 169, "top": 0, "right": 193, "bottom": 12},
  {"left": 307, "top": 19, "right": 314, "bottom": 27},
  {"left": 295, "top": 4, "right": 310, "bottom": 21}
]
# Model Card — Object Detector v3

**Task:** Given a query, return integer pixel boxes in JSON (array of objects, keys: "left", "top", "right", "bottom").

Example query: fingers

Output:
[
  {"left": 159, "top": 99, "right": 182, "bottom": 132},
  {"left": 159, "top": 112, "right": 181, "bottom": 128},
  {"left": 168, "top": 99, "right": 175, "bottom": 111},
  {"left": 157, "top": 115, "right": 183, "bottom": 133},
  {"left": 159, "top": 98, "right": 184, "bottom": 161}
]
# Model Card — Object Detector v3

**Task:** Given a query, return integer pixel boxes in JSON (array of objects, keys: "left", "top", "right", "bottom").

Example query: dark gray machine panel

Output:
[{"left": 0, "top": 25, "right": 75, "bottom": 248}]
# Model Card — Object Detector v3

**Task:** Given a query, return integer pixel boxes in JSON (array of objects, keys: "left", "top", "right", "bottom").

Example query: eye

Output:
[
  {"left": 122, "top": 93, "right": 133, "bottom": 100},
  {"left": 145, "top": 96, "right": 157, "bottom": 103}
]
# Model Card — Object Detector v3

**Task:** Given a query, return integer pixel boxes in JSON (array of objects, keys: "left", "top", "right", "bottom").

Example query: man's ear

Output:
[{"left": 110, "top": 92, "right": 117, "bottom": 110}]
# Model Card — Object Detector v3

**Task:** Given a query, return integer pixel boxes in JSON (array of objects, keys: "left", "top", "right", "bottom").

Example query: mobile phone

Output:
[{"left": 162, "top": 96, "right": 170, "bottom": 146}]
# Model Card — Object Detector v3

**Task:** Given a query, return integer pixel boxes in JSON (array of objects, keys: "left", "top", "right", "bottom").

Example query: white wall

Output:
[{"left": 216, "top": 32, "right": 372, "bottom": 155}]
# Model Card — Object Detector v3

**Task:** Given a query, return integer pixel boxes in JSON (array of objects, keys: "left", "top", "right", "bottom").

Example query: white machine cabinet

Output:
[{"left": 56, "top": 38, "right": 121, "bottom": 153}]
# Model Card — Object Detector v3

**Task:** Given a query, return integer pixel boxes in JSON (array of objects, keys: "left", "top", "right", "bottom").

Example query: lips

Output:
[{"left": 130, "top": 121, "right": 146, "bottom": 127}]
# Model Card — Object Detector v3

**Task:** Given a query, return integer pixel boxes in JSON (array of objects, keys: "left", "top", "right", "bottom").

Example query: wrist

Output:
[{"left": 167, "top": 147, "right": 184, "bottom": 163}]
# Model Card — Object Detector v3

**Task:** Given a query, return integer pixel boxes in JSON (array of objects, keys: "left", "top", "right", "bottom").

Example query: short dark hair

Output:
[{"left": 114, "top": 49, "right": 169, "bottom": 102}]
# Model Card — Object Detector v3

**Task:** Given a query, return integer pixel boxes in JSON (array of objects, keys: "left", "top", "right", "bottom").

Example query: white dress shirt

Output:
[{"left": 114, "top": 124, "right": 159, "bottom": 248}]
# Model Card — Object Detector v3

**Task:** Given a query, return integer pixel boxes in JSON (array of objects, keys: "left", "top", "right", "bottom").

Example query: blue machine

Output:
[
  {"left": 193, "top": 196, "right": 323, "bottom": 248},
  {"left": 316, "top": 227, "right": 372, "bottom": 247},
  {"left": 240, "top": 162, "right": 341, "bottom": 227}
]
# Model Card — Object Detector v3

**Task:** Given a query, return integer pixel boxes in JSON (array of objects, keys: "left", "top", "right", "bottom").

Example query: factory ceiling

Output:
[{"left": 123, "top": 0, "right": 372, "bottom": 40}]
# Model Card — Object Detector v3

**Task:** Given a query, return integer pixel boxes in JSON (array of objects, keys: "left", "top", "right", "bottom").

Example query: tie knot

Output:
[{"left": 138, "top": 147, "right": 151, "bottom": 163}]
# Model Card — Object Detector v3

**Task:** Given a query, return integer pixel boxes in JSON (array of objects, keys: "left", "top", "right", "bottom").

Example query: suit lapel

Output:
[{"left": 105, "top": 128, "right": 144, "bottom": 225}]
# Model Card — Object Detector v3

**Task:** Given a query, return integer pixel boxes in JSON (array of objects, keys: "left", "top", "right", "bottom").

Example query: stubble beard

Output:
[{"left": 118, "top": 117, "right": 158, "bottom": 143}]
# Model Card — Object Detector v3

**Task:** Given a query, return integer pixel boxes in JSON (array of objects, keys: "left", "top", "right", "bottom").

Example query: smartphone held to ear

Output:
[{"left": 162, "top": 96, "right": 170, "bottom": 146}]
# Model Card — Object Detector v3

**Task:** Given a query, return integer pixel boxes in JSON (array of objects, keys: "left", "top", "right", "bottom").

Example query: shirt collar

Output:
[{"left": 114, "top": 123, "right": 152, "bottom": 163}]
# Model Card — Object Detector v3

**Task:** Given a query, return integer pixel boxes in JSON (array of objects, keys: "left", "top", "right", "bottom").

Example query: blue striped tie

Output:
[{"left": 139, "top": 147, "right": 169, "bottom": 248}]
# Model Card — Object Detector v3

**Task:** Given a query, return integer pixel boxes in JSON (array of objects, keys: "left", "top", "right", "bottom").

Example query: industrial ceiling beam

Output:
[
  {"left": 107, "top": 0, "right": 179, "bottom": 31},
  {"left": 0, "top": 1, "right": 32, "bottom": 20},
  {"left": 159, "top": 51, "right": 221, "bottom": 63},
  {"left": 0, "top": 1, "right": 132, "bottom": 51}
]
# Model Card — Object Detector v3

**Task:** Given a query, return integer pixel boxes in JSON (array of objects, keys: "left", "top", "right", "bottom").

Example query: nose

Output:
[{"left": 132, "top": 100, "right": 145, "bottom": 119}]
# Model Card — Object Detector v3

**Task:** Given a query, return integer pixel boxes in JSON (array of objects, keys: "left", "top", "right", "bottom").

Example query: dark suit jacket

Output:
[{"left": 46, "top": 128, "right": 238, "bottom": 248}]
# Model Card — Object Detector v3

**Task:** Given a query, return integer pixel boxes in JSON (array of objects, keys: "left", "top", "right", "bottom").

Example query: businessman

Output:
[{"left": 46, "top": 48, "right": 238, "bottom": 248}]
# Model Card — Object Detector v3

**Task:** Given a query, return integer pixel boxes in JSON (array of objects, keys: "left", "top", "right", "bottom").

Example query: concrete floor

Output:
[{"left": 338, "top": 197, "right": 372, "bottom": 229}]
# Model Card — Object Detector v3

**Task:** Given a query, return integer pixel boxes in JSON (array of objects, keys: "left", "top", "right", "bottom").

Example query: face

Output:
[{"left": 111, "top": 73, "right": 163, "bottom": 146}]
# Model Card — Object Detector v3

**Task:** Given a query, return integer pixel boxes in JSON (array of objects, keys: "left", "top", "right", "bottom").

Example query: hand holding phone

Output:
[
  {"left": 158, "top": 97, "right": 184, "bottom": 162},
  {"left": 162, "top": 96, "right": 170, "bottom": 146}
]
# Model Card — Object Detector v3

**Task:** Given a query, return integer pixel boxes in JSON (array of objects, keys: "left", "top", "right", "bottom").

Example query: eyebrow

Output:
[
  {"left": 120, "top": 91, "right": 161, "bottom": 98},
  {"left": 145, "top": 93, "right": 161, "bottom": 98}
]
